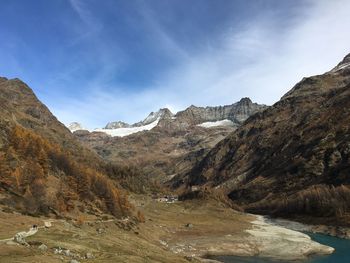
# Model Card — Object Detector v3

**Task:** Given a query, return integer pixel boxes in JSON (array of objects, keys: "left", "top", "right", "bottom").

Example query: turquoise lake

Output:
[{"left": 209, "top": 233, "right": 350, "bottom": 263}]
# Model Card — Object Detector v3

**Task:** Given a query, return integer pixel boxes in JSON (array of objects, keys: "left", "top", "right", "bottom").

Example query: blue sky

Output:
[{"left": 1, "top": 0, "right": 350, "bottom": 129}]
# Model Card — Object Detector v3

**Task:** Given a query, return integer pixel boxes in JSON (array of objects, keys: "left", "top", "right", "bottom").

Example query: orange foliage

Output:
[
  {"left": 0, "top": 125, "right": 133, "bottom": 217},
  {"left": 136, "top": 210, "right": 145, "bottom": 223}
]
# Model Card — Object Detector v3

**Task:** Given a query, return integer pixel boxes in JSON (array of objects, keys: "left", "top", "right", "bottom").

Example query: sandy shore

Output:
[
  {"left": 244, "top": 215, "right": 334, "bottom": 260},
  {"left": 149, "top": 200, "right": 335, "bottom": 261}
]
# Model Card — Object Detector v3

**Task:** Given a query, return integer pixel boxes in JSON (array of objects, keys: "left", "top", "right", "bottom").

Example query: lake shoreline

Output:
[
  {"left": 265, "top": 217, "right": 350, "bottom": 240},
  {"left": 195, "top": 214, "right": 335, "bottom": 262}
]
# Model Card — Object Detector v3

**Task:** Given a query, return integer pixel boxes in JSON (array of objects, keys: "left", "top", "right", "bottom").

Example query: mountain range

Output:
[
  {"left": 1, "top": 53, "right": 350, "bottom": 263},
  {"left": 2, "top": 54, "right": 350, "bottom": 227},
  {"left": 70, "top": 98, "right": 267, "bottom": 181},
  {"left": 175, "top": 53, "right": 350, "bottom": 225},
  {"left": 68, "top": 98, "right": 266, "bottom": 136}
]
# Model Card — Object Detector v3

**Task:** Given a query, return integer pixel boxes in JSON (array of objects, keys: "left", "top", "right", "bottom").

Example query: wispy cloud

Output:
[
  {"left": 136, "top": 2, "right": 189, "bottom": 62},
  {"left": 51, "top": 0, "right": 350, "bottom": 129},
  {"left": 68, "top": 0, "right": 92, "bottom": 25},
  {"left": 67, "top": 0, "right": 104, "bottom": 46}
]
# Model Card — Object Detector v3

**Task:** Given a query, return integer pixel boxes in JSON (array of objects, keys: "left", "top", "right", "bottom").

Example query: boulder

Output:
[
  {"left": 38, "top": 244, "right": 48, "bottom": 251},
  {"left": 44, "top": 221, "right": 52, "bottom": 228}
]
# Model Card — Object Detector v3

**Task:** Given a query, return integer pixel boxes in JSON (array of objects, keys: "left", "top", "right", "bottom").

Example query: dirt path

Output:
[
  {"left": 0, "top": 221, "right": 52, "bottom": 244},
  {"left": 0, "top": 217, "right": 116, "bottom": 245}
]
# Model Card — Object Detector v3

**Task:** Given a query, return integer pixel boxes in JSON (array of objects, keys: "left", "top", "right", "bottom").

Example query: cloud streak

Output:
[{"left": 47, "top": 0, "right": 350, "bottom": 129}]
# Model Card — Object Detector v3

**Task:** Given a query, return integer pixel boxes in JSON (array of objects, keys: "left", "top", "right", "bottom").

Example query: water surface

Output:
[{"left": 209, "top": 233, "right": 350, "bottom": 263}]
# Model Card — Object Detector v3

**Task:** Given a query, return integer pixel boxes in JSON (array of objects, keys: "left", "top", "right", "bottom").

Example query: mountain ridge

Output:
[
  {"left": 73, "top": 97, "right": 267, "bottom": 182},
  {"left": 70, "top": 98, "right": 267, "bottom": 137},
  {"left": 176, "top": 53, "right": 350, "bottom": 226}
]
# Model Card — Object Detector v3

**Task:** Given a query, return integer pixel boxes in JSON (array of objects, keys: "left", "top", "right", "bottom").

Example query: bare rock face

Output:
[
  {"left": 177, "top": 97, "right": 265, "bottom": 125},
  {"left": 133, "top": 108, "right": 174, "bottom": 127},
  {"left": 181, "top": 53, "right": 350, "bottom": 225},
  {"left": 105, "top": 121, "right": 130, "bottom": 129},
  {"left": 156, "top": 98, "right": 267, "bottom": 132},
  {"left": 177, "top": 97, "right": 267, "bottom": 125}
]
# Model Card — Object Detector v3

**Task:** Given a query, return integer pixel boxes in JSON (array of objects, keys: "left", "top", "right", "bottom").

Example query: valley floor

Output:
[{"left": 0, "top": 196, "right": 335, "bottom": 263}]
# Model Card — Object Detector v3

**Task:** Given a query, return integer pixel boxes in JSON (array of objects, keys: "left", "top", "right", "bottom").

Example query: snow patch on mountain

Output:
[
  {"left": 197, "top": 119, "right": 234, "bottom": 128},
  {"left": 94, "top": 118, "right": 160, "bottom": 137}
]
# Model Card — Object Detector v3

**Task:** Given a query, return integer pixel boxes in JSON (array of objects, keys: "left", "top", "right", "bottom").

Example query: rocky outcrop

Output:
[{"left": 181, "top": 53, "right": 350, "bottom": 225}]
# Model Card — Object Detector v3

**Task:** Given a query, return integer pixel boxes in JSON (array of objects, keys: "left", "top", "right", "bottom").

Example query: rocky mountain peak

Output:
[
  {"left": 133, "top": 108, "right": 174, "bottom": 127},
  {"left": 158, "top": 108, "right": 173, "bottom": 118},
  {"left": 105, "top": 121, "right": 130, "bottom": 129},
  {"left": 165, "top": 98, "right": 268, "bottom": 130},
  {"left": 0, "top": 77, "right": 61, "bottom": 125},
  {"left": 237, "top": 97, "right": 252, "bottom": 104},
  {"left": 341, "top": 53, "right": 350, "bottom": 64},
  {"left": 282, "top": 53, "right": 350, "bottom": 101},
  {"left": 68, "top": 122, "right": 85, "bottom": 132}
]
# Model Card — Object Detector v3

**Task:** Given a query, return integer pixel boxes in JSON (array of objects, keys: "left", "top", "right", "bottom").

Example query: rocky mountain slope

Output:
[
  {"left": 0, "top": 77, "right": 135, "bottom": 217},
  {"left": 180, "top": 54, "right": 350, "bottom": 225},
  {"left": 73, "top": 98, "right": 267, "bottom": 181}
]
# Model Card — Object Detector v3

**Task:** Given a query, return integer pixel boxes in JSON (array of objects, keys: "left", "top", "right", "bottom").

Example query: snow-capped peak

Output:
[
  {"left": 133, "top": 108, "right": 173, "bottom": 127},
  {"left": 67, "top": 122, "right": 85, "bottom": 132},
  {"left": 105, "top": 121, "right": 130, "bottom": 129},
  {"left": 94, "top": 108, "right": 173, "bottom": 137}
]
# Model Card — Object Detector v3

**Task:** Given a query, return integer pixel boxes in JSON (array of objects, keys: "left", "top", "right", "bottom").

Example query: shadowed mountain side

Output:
[{"left": 177, "top": 54, "right": 350, "bottom": 225}]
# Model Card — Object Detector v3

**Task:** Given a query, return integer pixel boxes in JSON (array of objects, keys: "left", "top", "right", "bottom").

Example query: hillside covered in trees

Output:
[{"left": 0, "top": 77, "right": 140, "bottom": 218}]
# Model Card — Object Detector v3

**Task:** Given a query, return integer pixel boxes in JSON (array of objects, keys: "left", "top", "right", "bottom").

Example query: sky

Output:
[{"left": 0, "top": 0, "right": 350, "bottom": 129}]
